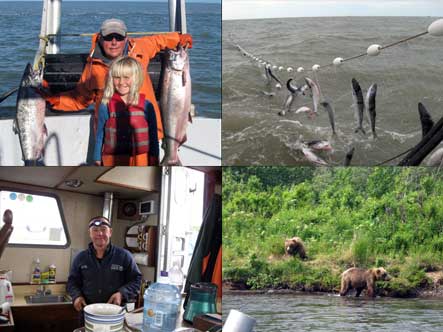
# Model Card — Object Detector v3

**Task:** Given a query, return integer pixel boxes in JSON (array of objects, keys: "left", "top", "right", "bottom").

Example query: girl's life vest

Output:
[{"left": 103, "top": 93, "right": 149, "bottom": 156}]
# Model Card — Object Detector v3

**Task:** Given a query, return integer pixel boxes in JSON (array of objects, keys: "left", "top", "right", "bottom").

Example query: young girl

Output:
[{"left": 93, "top": 56, "right": 159, "bottom": 166}]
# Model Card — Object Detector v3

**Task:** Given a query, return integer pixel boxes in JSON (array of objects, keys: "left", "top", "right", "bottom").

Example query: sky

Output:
[{"left": 223, "top": 0, "right": 443, "bottom": 20}]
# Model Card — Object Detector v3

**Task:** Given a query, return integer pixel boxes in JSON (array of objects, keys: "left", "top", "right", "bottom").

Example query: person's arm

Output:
[
  {"left": 118, "top": 251, "right": 142, "bottom": 302},
  {"left": 145, "top": 101, "right": 159, "bottom": 165},
  {"left": 66, "top": 254, "right": 84, "bottom": 305},
  {"left": 93, "top": 103, "right": 109, "bottom": 164},
  {"left": 45, "top": 61, "right": 99, "bottom": 111},
  {"left": 136, "top": 32, "right": 192, "bottom": 59}
]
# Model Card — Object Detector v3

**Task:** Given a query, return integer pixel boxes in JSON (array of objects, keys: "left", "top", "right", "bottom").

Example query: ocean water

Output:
[
  {"left": 0, "top": 1, "right": 221, "bottom": 118},
  {"left": 223, "top": 17, "right": 443, "bottom": 166}
]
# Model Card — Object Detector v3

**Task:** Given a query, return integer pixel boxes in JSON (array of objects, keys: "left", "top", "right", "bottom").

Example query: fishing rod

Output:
[
  {"left": 46, "top": 31, "right": 170, "bottom": 38},
  {"left": 0, "top": 87, "right": 19, "bottom": 104}
]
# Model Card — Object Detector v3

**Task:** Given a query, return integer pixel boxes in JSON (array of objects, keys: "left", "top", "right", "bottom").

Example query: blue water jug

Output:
[{"left": 143, "top": 281, "right": 181, "bottom": 332}]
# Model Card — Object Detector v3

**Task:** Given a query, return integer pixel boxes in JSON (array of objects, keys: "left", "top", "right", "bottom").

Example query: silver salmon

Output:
[
  {"left": 344, "top": 146, "right": 355, "bottom": 166},
  {"left": 301, "top": 147, "right": 328, "bottom": 166},
  {"left": 351, "top": 78, "right": 365, "bottom": 134},
  {"left": 320, "top": 100, "right": 336, "bottom": 136},
  {"left": 305, "top": 77, "right": 320, "bottom": 117},
  {"left": 267, "top": 67, "right": 282, "bottom": 89},
  {"left": 14, "top": 63, "right": 47, "bottom": 165},
  {"left": 160, "top": 45, "right": 191, "bottom": 165},
  {"left": 366, "top": 83, "right": 377, "bottom": 138},
  {"left": 426, "top": 147, "right": 443, "bottom": 166}
]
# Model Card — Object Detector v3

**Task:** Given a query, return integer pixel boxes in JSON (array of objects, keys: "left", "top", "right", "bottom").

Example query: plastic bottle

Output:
[
  {"left": 49, "top": 264, "right": 56, "bottom": 283},
  {"left": 168, "top": 264, "right": 184, "bottom": 293},
  {"left": 31, "top": 258, "right": 41, "bottom": 284},
  {"left": 142, "top": 272, "right": 181, "bottom": 332},
  {"left": 0, "top": 274, "right": 14, "bottom": 305}
]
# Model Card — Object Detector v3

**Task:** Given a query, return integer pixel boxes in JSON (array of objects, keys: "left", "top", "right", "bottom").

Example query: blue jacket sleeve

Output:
[
  {"left": 145, "top": 101, "right": 159, "bottom": 158},
  {"left": 118, "top": 250, "right": 143, "bottom": 302},
  {"left": 66, "top": 252, "right": 84, "bottom": 302},
  {"left": 93, "top": 103, "right": 109, "bottom": 162}
]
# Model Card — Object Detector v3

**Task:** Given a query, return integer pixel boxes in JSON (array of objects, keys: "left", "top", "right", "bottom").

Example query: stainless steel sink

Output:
[{"left": 25, "top": 294, "right": 71, "bottom": 304}]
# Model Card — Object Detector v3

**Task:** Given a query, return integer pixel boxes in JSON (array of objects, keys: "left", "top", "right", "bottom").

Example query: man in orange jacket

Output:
[{"left": 45, "top": 18, "right": 192, "bottom": 142}]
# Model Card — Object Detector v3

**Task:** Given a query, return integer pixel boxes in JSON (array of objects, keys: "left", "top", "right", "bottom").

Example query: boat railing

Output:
[{"left": 43, "top": 51, "right": 164, "bottom": 100}]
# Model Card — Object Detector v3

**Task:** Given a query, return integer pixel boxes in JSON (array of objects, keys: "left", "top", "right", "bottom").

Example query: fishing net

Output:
[{"left": 224, "top": 17, "right": 443, "bottom": 166}]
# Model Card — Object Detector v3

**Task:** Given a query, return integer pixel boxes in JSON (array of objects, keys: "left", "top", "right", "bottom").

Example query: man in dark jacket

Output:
[{"left": 67, "top": 216, "right": 142, "bottom": 311}]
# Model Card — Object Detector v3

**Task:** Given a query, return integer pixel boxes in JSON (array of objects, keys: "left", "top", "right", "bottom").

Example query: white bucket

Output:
[
  {"left": 83, "top": 303, "right": 125, "bottom": 332},
  {"left": 223, "top": 309, "right": 256, "bottom": 332}
]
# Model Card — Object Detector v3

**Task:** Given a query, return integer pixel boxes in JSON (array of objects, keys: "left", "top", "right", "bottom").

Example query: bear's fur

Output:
[
  {"left": 284, "top": 237, "right": 307, "bottom": 259},
  {"left": 340, "top": 267, "right": 391, "bottom": 297}
]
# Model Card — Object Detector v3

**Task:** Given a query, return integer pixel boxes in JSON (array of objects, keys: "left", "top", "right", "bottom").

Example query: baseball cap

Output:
[
  {"left": 88, "top": 216, "right": 112, "bottom": 228},
  {"left": 100, "top": 18, "right": 127, "bottom": 37}
]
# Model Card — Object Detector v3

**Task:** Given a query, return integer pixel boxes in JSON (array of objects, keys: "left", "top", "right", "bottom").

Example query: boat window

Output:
[{"left": 0, "top": 189, "right": 70, "bottom": 248}]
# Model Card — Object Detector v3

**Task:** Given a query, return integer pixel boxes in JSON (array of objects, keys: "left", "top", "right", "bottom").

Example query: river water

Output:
[
  {"left": 223, "top": 292, "right": 443, "bottom": 332},
  {"left": 223, "top": 17, "right": 443, "bottom": 166}
]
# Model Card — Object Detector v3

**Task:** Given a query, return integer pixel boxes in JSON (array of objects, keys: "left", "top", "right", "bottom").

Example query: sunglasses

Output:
[{"left": 102, "top": 33, "right": 126, "bottom": 42}]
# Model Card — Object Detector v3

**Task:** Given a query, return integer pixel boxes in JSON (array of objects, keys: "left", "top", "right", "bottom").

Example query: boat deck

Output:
[{"left": 0, "top": 113, "right": 221, "bottom": 166}]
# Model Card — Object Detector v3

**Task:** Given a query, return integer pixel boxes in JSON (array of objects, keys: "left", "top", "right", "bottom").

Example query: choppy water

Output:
[
  {"left": 0, "top": 1, "right": 221, "bottom": 118},
  {"left": 223, "top": 17, "right": 443, "bottom": 165},
  {"left": 223, "top": 292, "right": 443, "bottom": 332}
]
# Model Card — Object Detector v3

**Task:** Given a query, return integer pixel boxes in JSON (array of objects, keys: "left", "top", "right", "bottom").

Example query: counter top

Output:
[{"left": 12, "top": 283, "right": 70, "bottom": 307}]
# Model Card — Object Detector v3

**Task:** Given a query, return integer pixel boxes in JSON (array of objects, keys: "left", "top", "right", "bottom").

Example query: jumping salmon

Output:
[
  {"left": 14, "top": 63, "right": 47, "bottom": 165},
  {"left": 305, "top": 77, "right": 320, "bottom": 117},
  {"left": 160, "top": 45, "right": 191, "bottom": 165},
  {"left": 320, "top": 100, "right": 337, "bottom": 136},
  {"left": 351, "top": 78, "right": 365, "bottom": 134},
  {"left": 267, "top": 67, "right": 282, "bottom": 89},
  {"left": 344, "top": 146, "right": 355, "bottom": 166},
  {"left": 366, "top": 83, "right": 377, "bottom": 138}
]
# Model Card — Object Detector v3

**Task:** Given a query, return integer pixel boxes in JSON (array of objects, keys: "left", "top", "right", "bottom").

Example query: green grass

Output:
[{"left": 223, "top": 167, "right": 443, "bottom": 297}]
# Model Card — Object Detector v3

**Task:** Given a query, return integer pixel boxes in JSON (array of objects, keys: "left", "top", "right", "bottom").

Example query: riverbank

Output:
[{"left": 223, "top": 269, "right": 443, "bottom": 298}]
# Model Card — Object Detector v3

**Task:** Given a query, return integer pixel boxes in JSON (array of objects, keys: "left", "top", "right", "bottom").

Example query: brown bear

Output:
[
  {"left": 284, "top": 237, "right": 307, "bottom": 259},
  {"left": 340, "top": 267, "right": 391, "bottom": 297}
]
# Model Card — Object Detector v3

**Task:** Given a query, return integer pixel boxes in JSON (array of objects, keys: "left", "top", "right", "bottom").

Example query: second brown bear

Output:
[{"left": 284, "top": 236, "right": 307, "bottom": 260}]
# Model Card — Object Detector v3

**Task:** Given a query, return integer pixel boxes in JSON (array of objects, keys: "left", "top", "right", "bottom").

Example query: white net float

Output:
[
  {"left": 367, "top": 44, "right": 381, "bottom": 56},
  {"left": 297, "top": 67, "right": 304, "bottom": 73},
  {"left": 428, "top": 18, "right": 443, "bottom": 36},
  {"left": 333, "top": 57, "right": 344, "bottom": 66},
  {"left": 287, "top": 67, "right": 294, "bottom": 73},
  {"left": 312, "top": 64, "right": 320, "bottom": 71}
]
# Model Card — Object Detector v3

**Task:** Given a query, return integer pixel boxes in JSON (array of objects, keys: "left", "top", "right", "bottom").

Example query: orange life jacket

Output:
[{"left": 103, "top": 93, "right": 149, "bottom": 156}]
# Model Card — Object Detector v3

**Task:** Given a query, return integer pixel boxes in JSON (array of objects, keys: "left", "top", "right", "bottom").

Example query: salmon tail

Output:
[
  {"left": 160, "top": 155, "right": 181, "bottom": 166},
  {"left": 354, "top": 127, "right": 366, "bottom": 135}
]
